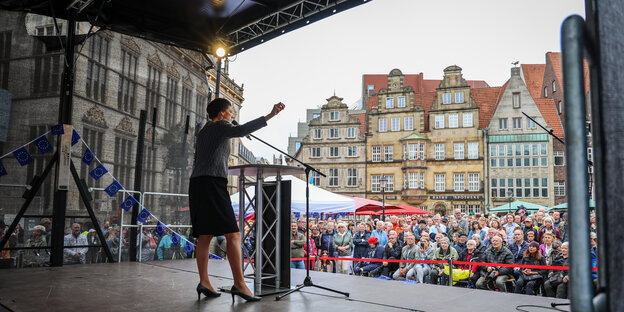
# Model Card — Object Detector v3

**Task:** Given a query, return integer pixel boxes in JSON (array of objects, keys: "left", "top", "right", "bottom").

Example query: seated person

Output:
[
  {"left": 475, "top": 235, "right": 515, "bottom": 292},
  {"left": 514, "top": 241, "right": 546, "bottom": 295},
  {"left": 544, "top": 242, "right": 569, "bottom": 298},
  {"left": 392, "top": 232, "right": 418, "bottom": 281},
  {"left": 378, "top": 233, "right": 402, "bottom": 277},
  {"left": 428, "top": 237, "right": 459, "bottom": 285},
  {"left": 413, "top": 236, "right": 435, "bottom": 283},
  {"left": 354, "top": 236, "right": 384, "bottom": 276}
]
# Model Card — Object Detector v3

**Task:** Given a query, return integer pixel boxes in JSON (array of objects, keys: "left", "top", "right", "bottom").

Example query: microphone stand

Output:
[{"left": 233, "top": 121, "right": 350, "bottom": 300}]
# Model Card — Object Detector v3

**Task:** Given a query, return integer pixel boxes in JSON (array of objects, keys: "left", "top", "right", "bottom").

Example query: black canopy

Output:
[{"left": 0, "top": 0, "right": 369, "bottom": 55}]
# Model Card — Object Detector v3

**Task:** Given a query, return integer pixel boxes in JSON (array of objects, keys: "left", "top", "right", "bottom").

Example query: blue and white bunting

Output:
[
  {"left": 171, "top": 232, "right": 180, "bottom": 247},
  {"left": 0, "top": 161, "right": 6, "bottom": 176},
  {"left": 120, "top": 195, "right": 137, "bottom": 212},
  {"left": 186, "top": 242, "right": 194, "bottom": 255},
  {"left": 34, "top": 135, "right": 53, "bottom": 154},
  {"left": 71, "top": 129, "right": 80, "bottom": 146},
  {"left": 105, "top": 181, "right": 122, "bottom": 197},
  {"left": 294, "top": 212, "right": 300, "bottom": 218},
  {"left": 155, "top": 221, "right": 166, "bottom": 237},
  {"left": 137, "top": 208, "right": 151, "bottom": 223},
  {"left": 13, "top": 147, "right": 33, "bottom": 166},
  {"left": 51, "top": 124, "right": 64, "bottom": 135},
  {"left": 89, "top": 164, "right": 108, "bottom": 180},
  {"left": 82, "top": 148, "right": 94, "bottom": 166}
]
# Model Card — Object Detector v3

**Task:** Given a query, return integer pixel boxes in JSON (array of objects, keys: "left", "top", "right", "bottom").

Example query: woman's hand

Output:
[{"left": 265, "top": 102, "right": 285, "bottom": 121}]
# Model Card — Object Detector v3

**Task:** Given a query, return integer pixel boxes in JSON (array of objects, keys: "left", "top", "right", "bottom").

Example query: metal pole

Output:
[
  {"left": 562, "top": 15, "right": 594, "bottom": 312},
  {"left": 448, "top": 259, "right": 453, "bottom": 286},
  {"left": 382, "top": 186, "right": 385, "bottom": 221},
  {"left": 215, "top": 58, "right": 222, "bottom": 98},
  {"left": 119, "top": 193, "right": 124, "bottom": 263},
  {"left": 276, "top": 170, "right": 282, "bottom": 290},
  {"left": 130, "top": 110, "right": 147, "bottom": 261},
  {"left": 255, "top": 168, "right": 264, "bottom": 295}
]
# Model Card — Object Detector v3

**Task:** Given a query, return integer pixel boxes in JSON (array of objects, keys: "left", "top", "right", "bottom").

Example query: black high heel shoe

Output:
[
  {"left": 197, "top": 283, "right": 221, "bottom": 300},
  {"left": 231, "top": 285, "right": 261, "bottom": 302}
]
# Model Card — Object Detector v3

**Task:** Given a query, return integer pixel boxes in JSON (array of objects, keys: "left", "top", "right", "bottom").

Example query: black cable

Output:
[{"left": 515, "top": 303, "right": 570, "bottom": 312}]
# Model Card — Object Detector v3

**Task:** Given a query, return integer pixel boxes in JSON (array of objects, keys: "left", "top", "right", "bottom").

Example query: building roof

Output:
[
  {"left": 350, "top": 112, "right": 366, "bottom": 135},
  {"left": 472, "top": 86, "right": 504, "bottom": 129},
  {"left": 546, "top": 51, "right": 590, "bottom": 93},
  {"left": 415, "top": 91, "right": 437, "bottom": 131},
  {"left": 400, "top": 132, "right": 428, "bottom": 141},
  {"left": 521, "top": 64, "right": 565, "bottom": 138}
]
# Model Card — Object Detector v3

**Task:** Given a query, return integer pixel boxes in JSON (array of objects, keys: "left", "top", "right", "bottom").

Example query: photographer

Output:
[{"left": 476, "top": 235, "right": 514, "bottom": 292}]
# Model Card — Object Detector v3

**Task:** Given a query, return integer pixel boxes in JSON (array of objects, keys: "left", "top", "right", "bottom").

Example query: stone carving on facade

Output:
[
  {"left": 115, "top": 116, "right": 136, "bottom": 135},
  {"left": 167, "top": 62, "right": 180, "bottom": 80},
  {"left": 183, "top": 75, "right": 194, "bottom": 89},
  {"left": 145, "top": 127, "right": 159, "bottom": 144},
  {"left": 82, "top": 106, "right": 108, "bottom": 128},
  {"left": 197, "top": 84, "right": 208, "bottom": 96},
  {"left": 120, "top": 36, "right": 141, "bottom": 55},
  {"left": 148, "top": 53, "right": 164, "bottom": 70}
]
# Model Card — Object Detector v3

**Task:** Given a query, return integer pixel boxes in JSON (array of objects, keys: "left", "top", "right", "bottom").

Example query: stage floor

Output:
[{"left": 0, "top": 259, "right": 570, "bottom": 312}]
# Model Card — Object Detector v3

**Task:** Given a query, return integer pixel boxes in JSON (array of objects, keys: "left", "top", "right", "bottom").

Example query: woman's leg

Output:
[
  {"left": 196, "top": 235, "right": 214, "bottom": 290},
  {"left": 224, "top": 232, "right": 254, "bottom": 296}
]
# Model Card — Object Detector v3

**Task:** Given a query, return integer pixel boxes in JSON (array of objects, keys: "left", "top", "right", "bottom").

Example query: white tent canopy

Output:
[{"left": 231, "top": 175, "right": 355, "bottom": 215}]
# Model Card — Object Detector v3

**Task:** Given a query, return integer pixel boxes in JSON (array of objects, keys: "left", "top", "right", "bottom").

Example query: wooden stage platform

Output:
[{"left": 0, "top": 259, "right": 570, "bottom": 312}]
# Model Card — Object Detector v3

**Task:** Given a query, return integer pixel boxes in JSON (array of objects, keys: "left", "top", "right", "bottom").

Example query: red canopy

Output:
[
  {"left": 384, "top": 204, "right": 432, "bottom": 215},
  {"left": 352, "top": 197, "right": 399, "bottom": 212}
]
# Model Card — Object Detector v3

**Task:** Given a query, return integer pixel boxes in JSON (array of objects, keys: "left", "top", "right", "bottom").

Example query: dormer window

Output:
[
  {"left": 513, "top": 92, "right": 521, "bottom": 108},
  {"left": 552, "top": 81, "right": 556, "bottom": 92},
  {"left": 544, "top": 87, "right": 548, "bottom": 97},
  {"left": 443, "top": 93, "right": 452, "bottom": 104},
  {"left": 330, "top": 111, "right": 339, "bottom": 121},
  {"left": 455, "top": 92, "right": 464, "bottom": 103}
]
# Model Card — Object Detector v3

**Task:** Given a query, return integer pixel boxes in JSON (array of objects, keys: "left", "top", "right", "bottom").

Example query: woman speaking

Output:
[{"left": 189, "top": 98, "right": 284, "bottom": 302}]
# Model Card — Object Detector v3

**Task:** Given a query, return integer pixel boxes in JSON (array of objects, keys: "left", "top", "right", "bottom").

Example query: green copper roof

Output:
[
  {"left": 488, "top": 133, "right": 549, "bottom": 143},
  {"left": 400, "top": 132, "right": 428, "bottom": 141}
]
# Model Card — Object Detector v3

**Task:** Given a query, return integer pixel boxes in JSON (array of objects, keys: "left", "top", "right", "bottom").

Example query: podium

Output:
[{"left": 228, "top": 164, "right": 304, "bottom": 296}]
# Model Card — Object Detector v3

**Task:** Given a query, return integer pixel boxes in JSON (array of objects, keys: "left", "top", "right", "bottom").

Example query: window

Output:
[
  {"left": 386, "top": 97, "right": 394, "bottom": 109},
  {"left": 330, "top": 128, "right": 339, "bottom": 138},
  {"left": 32, "top": 33, "right": 62, "bottom": 96},
  {"left": 435, "top": 174, "right": 445, "bottom": 192},
  {"left": 311, "top": 147, "right": 321, "bottom": 158},
  {"left": 371, "top": 175, "right": 380, "bottom": 192},
  {"left": 468, "top": 173, "right": 479, "bottom": 191},
  {"left": 391, "top": 117, "right": 400, "bottom": 131},
  {"left": 419, "top": 143, "right": 426, "bottom": 160},
  {"left": 409, "top": 172, "right": 418, "bottom": 189},
  {"left": 378, "top": 118, "right": 388, "bottom": 132},
  {"left": 588, "top": 147, "right": 593, "bottom": 163},
  {"left": 347, "top": 127, "right": 355, "bottom": 138},
  {"left": 491, "top": 178, "right": 497, "bottom": 198},
  {"left": 314, "top": 128, "right": 322, "bottom": 139},
  {"left": 512, "top": 117, "right": 522, "bottom": 129},
  {"left": 586, "top": 121, "right": 592, "bottom": 137},
  {"left": 195, "top": 93, "right": 206, "bottom": 125},
  {"left": 329, "top": 168, "right": 338, "bottom": 187},
  {"left": 434, "top": 144, "right": 445, "bottom": 160},
  {"left": 164, "top": 76, "right": 179, "bottom": 128},
  {"left": 463, "top": 113, "right": 473, "bottom": 127},
  {"left": 499, "top": 118, "right": 508, "bottom": 130},
  {"left": 404, "top": 116, "right": 414, "bottom": 131},
  {"left": 385, "top": 176, "right": 395, "bottom": 192},
  {"left": 512, "top": 92, "right": 521, "bottom": 108},
  {"left": 435, "top": 115, "right": 445, "bottom": 129},
  {"left": 443, "top": 92, "right": 452, "bottom": 104},
  {"left": 558, "top": 101, "right": 562, "bottom": 114},
  {"left": 454, "top": 143, "right": 464, "bottom": 160},
  {"left": 552, "top": 81, "right": 556, "bottom": 92},
  {"left": 85, "top": 35, "right": 109, "bottom": 103},
  {"left": 490, "top": 145, "right": 497, "bottom": 157},
  {"left": 347, "top": 168, "right": 357, "bottom": 187},
  {"left": 347, "top": 146, "right": 358, "bottom": 157},
  {"left": 118, "top": 49, "right": 138, "bottom": 114},
  {"left": 454, "top": 173, "right": 465, "bottom": 192},
  {"left": 542, "top": 178, "right": 548, "bottom": 198},
  {"left": 420, "top": 172, "right": 425, "bottom": 189},
  {"left": 372, "top": 146, "right": 381, "bottom": 162},
  {"left": 0, "top": 31, "right": 11, "bottom": 89},
  {"left": 397, "top": 96, "right": 406, "bottom": 108},
  {"left": 408, "top": 144, "right": 418, "bottom": 160},
  {"left": 329, "top": 146, "right": 339, "bottom": 157},
  {"left": 330, "top": 111, "right": 339, "bottom": 121},
  {"left": 554, "top": 151, "right": 565, "bottom": 166},
  {"left": 554, "top": 181, "right": 565, "bottom": 196},
  {"left": 449, "top": 114, "right": 459, "bottom": 128},
  {"left": 455, "top": 92, "right": 464, "bottom": 103},
  {"left": 384, "top": 146, "right": 394, "bottom": 162},
  {"left": 468, "top": 142, "right": 478, "bottom": 159},
  {"left": 527, "top": 117, "right": 537, "bottom": 129},
  {"left": 114, "top": 137, "right": 134, "bottom": 188},
  {"left": 181, "top": 85, "right": 192, "bottom": 124},
  {"left": 312, "top": 171, "right": 320, "bottom": 186},
  {"left": 544, "top": 86, "right": 548, "bottom": 97}
]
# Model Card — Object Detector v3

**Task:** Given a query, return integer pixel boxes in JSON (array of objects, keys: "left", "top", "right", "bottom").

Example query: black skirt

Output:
[{"left": 189, "top": 176, "right": 239, "bottom": 237}]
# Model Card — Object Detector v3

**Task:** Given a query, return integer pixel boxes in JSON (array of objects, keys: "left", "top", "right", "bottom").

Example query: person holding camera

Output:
[{"left": 476, "top": 235, "right": 514, "bottom": 292}]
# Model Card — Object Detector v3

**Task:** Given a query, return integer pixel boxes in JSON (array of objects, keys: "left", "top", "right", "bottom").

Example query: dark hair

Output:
[{"left": 207, "top": 98, "right": 232, "bottom": 119}]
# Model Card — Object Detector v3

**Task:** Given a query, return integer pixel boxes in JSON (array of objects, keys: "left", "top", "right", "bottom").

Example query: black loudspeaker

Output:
[{"left": 260, "top": 180, "right": 291, "bottom": 292}]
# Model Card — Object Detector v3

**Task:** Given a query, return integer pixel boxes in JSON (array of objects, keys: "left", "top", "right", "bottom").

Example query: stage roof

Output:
[{"left": 0, "top": 0, "right": 370, "bottom": 55}]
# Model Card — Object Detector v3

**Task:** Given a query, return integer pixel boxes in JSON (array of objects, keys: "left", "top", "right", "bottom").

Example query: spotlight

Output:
[{"left": 215, "top": 47, "right": 226, "bottom": 58}]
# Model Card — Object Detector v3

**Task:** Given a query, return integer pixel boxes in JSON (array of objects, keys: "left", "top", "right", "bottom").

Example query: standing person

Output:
[
  {"left": 15, "top": 224, "right": 24, "bottom": 245},
  {"left": 22, "top": 225, "right": 47, "bottom": 267},
  {"left": 290, "top": 222, "right": 305, "bottom": 269},
  {"left": 64, "top": 223, "right": 88, "bottom": 264},
  {"left": 454, "top": 209, "right": 470, "bottom": 234},
  {"left": 370, "top": 221, "right": 388, "bottom": 247},
  {"left": 40, "top": 218, "right": 52, "bottom": 246},
  {"left": 333, "top": 222, "right": 353, "bottom": 274},
  {"left": 85, "top": 229, "right": 100, "bottom": 264},
  {"left": 352, "top": 224, "right": 370, "bottom": 268},
  {"left": 304, "top": 229, "right": 317, "bottom": 270},
  {"left": 189, "top": 98, "right": 284, "bottom": 302}
]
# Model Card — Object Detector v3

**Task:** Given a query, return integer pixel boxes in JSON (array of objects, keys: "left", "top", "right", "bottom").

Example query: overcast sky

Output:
[{"left": 228, "top": 0, "right": 585, "bottom": 161}]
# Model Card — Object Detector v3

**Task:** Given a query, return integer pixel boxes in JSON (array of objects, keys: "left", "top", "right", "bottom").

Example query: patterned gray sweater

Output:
[{"left": 191, "top": 117, "right": 267, "bottom": 179}]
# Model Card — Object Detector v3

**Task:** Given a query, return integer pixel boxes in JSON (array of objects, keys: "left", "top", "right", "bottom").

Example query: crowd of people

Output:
[{"left": 286, "top": 207, "right": 598, "bottom": 298}]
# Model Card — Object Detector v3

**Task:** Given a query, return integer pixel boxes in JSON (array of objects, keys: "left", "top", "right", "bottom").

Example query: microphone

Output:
[{"left": 231, "top": 120, "right": 252, "bottom": 140}]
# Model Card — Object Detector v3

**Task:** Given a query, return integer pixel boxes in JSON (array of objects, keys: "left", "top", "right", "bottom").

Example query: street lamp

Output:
[
  {"left": 380, "top": 176, "right": 387, "bottom": 221},
  {"left": 507, "top": 189, "right": 514, "bottom": 213}
]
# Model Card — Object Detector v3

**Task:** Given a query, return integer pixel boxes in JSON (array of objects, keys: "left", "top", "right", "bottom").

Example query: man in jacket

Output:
[
  {"left": 378, "top": 233, "right": 402, "bottom": 277},
  {"left": 392, "top": 232, "right": 418, "bottom": 281},
  {"left": 352, "top": 224, "right": 370, "bottom": 266},
  {"left": 476, "top": 235, "right": 515, "bottom": 292},
  {"left": 454, "top": 209, "right": 470, "bottom": 234},
  {"left": 291, "top": 222, "right": 306, "bottom": 269},
  {"left": 508, "top": 229, "right": 529, "bottom": 279},
  {"left": 428, "top": 237, "right": 459, "bottom": 285}
]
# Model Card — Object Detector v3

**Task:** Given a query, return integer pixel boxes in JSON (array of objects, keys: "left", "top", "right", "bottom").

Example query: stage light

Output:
[{"left": 215, "top": 47, "right": 226, "bottom": 58}]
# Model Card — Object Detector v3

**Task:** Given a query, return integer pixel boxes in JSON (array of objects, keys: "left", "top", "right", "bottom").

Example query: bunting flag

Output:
[
  {"left": 137, "top": 208, "right": 151, "bottom": 223},
  {"left": 155, "top": 221, "right": 166, "bottom": 237},
  {"left": 294, "top": 212, "right": 300, "bottom": 218},
  {"left": 71, "top": 129, "right": 80, "bottom": 146},
  {"left": 13, "top": 147, "right": 33, "bottom": 166},
  {"left": 82, "top": 148, "right": 94, "bottom": 166},
  {"left": 51, "top": 124, "right": 64, "bottom": 135},
  {"left": 89, "top": 164, "right": 108, "bottom": 180},
  {"left": 186, "top": 242, "right": 195, "bottom": 255},
  {"left": 105, "top": 181, "right": 122, "bottom": 197},
  {"left": 0, "top": 161, "right": 6, "bottom": 176},
  {"left": 120, "top": 195, "right": 137, "bottom": 212},
  {"left": 34, "top": 135, "right": 53, "bottom": 154},
  {"left": 209, "top": 254, "right": 223, "bottom": 260},
  {"left": 171, "top": 232, "right": 180, "bottom": 247}
]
